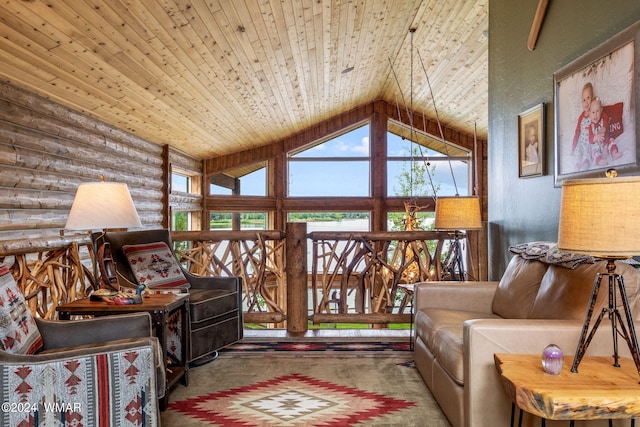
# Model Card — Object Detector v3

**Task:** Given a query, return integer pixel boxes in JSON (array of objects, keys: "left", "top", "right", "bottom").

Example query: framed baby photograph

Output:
[
  {"left": 518, "top": 103, "right": 544, "bottom": 178},
  {"left": 553, "top": 20, "right": 640, "bottom": 186}
]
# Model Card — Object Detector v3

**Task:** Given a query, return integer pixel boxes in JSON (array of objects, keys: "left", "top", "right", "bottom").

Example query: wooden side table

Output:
[
  {"left": 495, "top": 353, "right": 639, "bottom": 427},
  {"left": 57, "top": 293, "right": 190, "bottom": 410}
]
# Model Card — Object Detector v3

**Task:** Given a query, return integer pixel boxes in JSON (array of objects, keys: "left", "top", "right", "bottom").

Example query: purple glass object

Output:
[{"left": 541, "top": 344, "right": 564, "bottom": 375}]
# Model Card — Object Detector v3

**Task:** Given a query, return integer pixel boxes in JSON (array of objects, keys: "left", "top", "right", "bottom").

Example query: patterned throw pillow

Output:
[
  {"left": 0, "top": 265, "right": 43, "bottom": 354},
  {"left": 122, "top": 242, "right": 190, "bottom": 289}
]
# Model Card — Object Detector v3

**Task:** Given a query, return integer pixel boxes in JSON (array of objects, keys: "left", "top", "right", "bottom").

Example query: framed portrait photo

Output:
[
  {"left": 518, "top": 103, "right": 544, "bottom": 178},
  {"left": 554, "top": 21, "right": 640, "bottom": 186}
]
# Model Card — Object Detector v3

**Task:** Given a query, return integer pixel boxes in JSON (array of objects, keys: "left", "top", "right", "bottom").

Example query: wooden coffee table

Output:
[
  {"left": 57, "top": 293, "right": 190, "bottom": 409},
  {"left": 495, "top": 353, "right": 640, "bottom": 426}
]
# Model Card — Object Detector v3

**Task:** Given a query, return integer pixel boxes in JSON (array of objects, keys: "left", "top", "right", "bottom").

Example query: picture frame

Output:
[
  {"left": 554, "top": 21, "right": 640, "bottom": 186},
  {"left": 518, "top": 103, "right": 544, "bottom": 178}
]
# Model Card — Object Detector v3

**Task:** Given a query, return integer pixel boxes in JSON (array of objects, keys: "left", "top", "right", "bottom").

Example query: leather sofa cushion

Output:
[
  {"left": 431, "top": 323, "right": 464, "bottom": 385},
  {"left": 528, "top": 260, "right": 640, "bottom": 320},
  {"left": 491, "top": 255, "right": 547, "bottom": 319},
  {"left": 416, "top": 308, "right": 500, "bottom": 385}
]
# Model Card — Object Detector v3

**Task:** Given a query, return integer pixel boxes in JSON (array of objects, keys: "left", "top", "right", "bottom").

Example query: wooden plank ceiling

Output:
[{"left": 0, "top": 0, "right": 488, "bottom": 160}]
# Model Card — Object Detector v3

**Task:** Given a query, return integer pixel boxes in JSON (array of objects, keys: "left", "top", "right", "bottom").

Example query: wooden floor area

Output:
[{"left": 243, "top": 328, "right": 412, "bottom": 341}]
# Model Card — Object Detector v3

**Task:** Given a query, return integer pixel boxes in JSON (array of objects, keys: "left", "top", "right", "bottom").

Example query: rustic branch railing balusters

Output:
[
  {"left": 171, "top": 231, "right": 287, "bottom": 325},
  {"left": 308, "top": 231, "right": 455, "bottom": 325},
  {"left": 0, "top": 235, "right": 95, "bottom": 319},
  {"left": 0, "top": 229, "right": 465, "bottom": 325}
]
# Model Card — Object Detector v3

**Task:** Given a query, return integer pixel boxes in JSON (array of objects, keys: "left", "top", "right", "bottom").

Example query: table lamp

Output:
[
  {"left": 434, "top": 195, "right": 482, "bottom": 280},
  {"left": 557, "top": 173, "right": 640, "bottom": 375},
  {"left": 65, "top": 179, "right": 142, "bottom": 289}
]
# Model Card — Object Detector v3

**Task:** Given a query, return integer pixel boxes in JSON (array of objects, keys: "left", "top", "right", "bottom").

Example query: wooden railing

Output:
[
  {"left": 0, "top": 228, "right": 465, "bottom": 327},
  {"left": 171, "top": 230, "right": 287, "bottom": 326},
  {"left": 0, "top": 234, "right": 94, "bottom": 319},
  {"left": 171, "top": 228, "right": 461, "bottom": 329},
  {"left": 309, "top": 230, "right": 453, "bottom": 325}
]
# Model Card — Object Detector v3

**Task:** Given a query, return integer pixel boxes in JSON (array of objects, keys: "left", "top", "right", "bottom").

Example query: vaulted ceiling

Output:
[{"left": 0, "top": 0, "right": 488, "bottom": 160}]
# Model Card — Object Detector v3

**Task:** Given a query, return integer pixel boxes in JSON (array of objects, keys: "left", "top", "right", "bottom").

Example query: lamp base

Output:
[
  {"left": 443, "top": 232, "right": 465, "bottom": 281},
  {"left": 96, "top": 241, "right": 119, "bottom": 291},
  {"left": 571, "top": 259, "right": 640, "bottom": 378},
  {"left": 92, "top": 231, "right": 120, "bottom": 291}
]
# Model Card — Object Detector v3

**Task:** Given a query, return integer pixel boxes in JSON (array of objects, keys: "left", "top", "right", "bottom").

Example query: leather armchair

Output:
[
  {"left": 99, "top": 229, "right": 243, "bottom": 364},
  {"left": 0, "top": 312, "right": 164, "bottom": 426}
]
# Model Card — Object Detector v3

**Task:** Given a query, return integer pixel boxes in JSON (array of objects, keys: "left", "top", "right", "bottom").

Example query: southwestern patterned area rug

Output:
[
  {"left": 218, "top": 339, "right": 412, "bottom": 356},
  {"left": 161, "top": 342, "right": 450, "bottom": 426}
]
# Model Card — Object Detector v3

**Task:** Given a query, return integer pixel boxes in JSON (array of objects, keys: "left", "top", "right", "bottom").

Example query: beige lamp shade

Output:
[
  {"left": 558, "top": 176, "right": 640, "bottom": 257},
  {"left": 65, "top": 182, "right": 142, "bottom": 230},
  {"left": 434, "top": 196, "right": 482, "bottom": 230}
]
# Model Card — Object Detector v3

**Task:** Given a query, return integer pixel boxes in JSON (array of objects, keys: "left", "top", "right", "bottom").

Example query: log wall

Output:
[
  {"left": 0, "top": 80, "right": 203, "bottom": 242},
  {"left": 0, "top": 80, "right": 206, "bottom": 317}
]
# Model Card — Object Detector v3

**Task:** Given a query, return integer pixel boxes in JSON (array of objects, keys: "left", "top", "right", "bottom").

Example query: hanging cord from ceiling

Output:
[
  {"left": 409, "top": 27, "right": 416, "bottom": 199},
  {"left": 387, "top": 28, "right": 438, "bottom": 201},
  {"left": 473, "top": 122, "right": 479, "bottom": 197},
  {"left": 416, "top": 48, "right": 459, "bottom": 196}
]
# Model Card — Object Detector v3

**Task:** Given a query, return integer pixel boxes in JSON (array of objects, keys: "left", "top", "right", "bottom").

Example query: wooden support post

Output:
[{"left": 286, "top": 222, "right": 308, "bottom": 334}]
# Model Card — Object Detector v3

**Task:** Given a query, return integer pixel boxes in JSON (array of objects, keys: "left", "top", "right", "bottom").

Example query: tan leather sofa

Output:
[{"left": 414, "top": 253, "right": 640, "bottom": 427}]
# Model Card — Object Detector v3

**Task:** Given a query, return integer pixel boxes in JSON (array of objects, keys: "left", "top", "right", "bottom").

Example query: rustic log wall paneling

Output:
[
  {"left": 170, "top": 192, "right": 204, "bottom": 213},
  {"left": 169, "top": 147, "right": 204, "bottom": 178},
  {"left": 0, "top": 81, "right": 194, "bottom": 317},
  {"left": 0, "top": 81, "right": 165, "bottom": 242},
  {"left": 162, "top": 145, "right": 171, "bottom": 229}
]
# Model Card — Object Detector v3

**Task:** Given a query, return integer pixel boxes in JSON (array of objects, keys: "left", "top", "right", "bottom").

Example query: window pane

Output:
[
  {"left": 172, "top": 211, "right": 190, "bottom": 231},
  {"left": 432, "top": 159, "right": 469, "bottom": 196},
  {"left": 210, "top": 212, "right": 267, "bottom": 230},
  {"left": 172, "top": 173, "right": 189, "bottom": 193},
  {"left": 288, "top": 212, "right": 370, "bottom": 231},
  {"left": 288, "top": 124, "right": 370, "bottom": 196},
  {"left": 387, "top": 128, "right": 470, "bottom": 197},
  {"left": 209, "top": 162, "right": 267, "bottom": 196},
  {"left": 387, "top": 211, "right": 434, "bottom": 231},
  {"left": 240, "top": 168, "right": 266, "bottom": 196},
  {"left": 289, "top": 161, "right": 369, "bottom": 196},
  {"left": 387, "top": 159, "right": 439, "bottom": 197},
  {"left": 209, "top": 182, "right": 232, "bottom": 195},
  {"left": 292, "top": 125, "right": 369, "bottom": 158},
  {"left": 387, "top": 132, "right": 414, "bottom": 156}
]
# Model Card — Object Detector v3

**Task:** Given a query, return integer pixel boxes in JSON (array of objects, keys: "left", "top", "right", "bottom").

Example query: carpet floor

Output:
[{"left": 161, "top": 349, "right": 450, "bottom": 426}]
